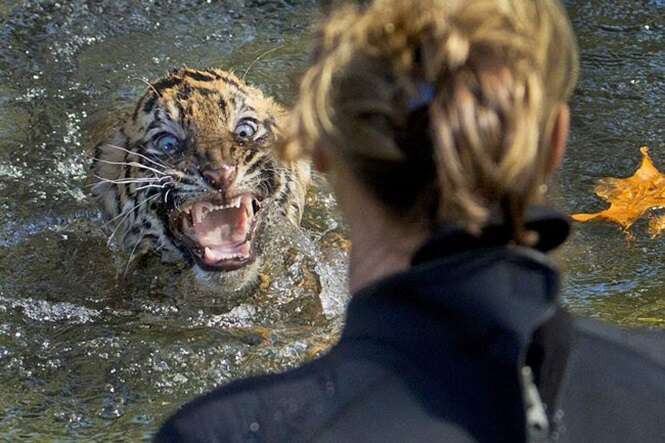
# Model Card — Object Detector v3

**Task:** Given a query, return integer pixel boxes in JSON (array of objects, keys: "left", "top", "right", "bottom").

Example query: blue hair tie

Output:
[{"left": 407, "top": 82, "right": 435, "bottom": 111}]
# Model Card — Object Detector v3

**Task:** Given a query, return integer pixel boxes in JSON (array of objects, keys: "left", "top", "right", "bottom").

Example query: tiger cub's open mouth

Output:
[{"left": 172, "top": 194, "right": 262, "bottom": 271}]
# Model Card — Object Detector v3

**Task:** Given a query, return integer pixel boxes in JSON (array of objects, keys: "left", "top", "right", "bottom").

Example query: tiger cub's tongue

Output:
[{"left": 192, "top": 204, "right": 250, "bottom": 247}]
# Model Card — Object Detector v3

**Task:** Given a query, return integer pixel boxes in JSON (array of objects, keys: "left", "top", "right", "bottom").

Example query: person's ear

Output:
[
  {"left": 546, "top": 103, "right": 570, "bottom": 174},
  {"left": 313, "top": 143, "right": 330, "bottom": 172}
]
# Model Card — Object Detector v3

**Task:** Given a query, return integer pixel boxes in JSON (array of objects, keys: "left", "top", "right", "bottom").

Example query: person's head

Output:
[{"left": 285, "top": 0, "right": 579, "bottom": 245}]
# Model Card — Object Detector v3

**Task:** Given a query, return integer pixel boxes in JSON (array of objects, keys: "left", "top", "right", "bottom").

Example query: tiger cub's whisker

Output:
[
  {"left": 91, "top": 158, "right": 174, "bottom": 177},
  {"left": 133, "top": 183, "right": 175, "bottom": 192},
  {"left": 104, "top": 143, "right": 172, "bottom": 170},
  {"left": 105, "top": 194, "right": 160, "bottom": 245},
  {"left": 88, "top": 175, "right": 170, "bottom": 187}
]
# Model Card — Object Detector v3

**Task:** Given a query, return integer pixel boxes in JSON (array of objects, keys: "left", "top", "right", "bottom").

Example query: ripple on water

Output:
[{"left": 0, "top": 296, "right": 101, "bottom": 324}]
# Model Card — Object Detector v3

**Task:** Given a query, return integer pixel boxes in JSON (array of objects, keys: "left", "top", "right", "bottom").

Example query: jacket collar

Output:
[
  {"left": 411, "top": 206, "right": 570, "bottom": 265},
  {"left": 341, "top": 207, "right": 573, "bottom": 416}
]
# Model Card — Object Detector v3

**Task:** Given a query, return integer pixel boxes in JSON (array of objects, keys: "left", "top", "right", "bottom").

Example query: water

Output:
[
  {"left": 0, "top": 0, "right": 663, "bottom": 440},
  {"left": 558, "top": 0, "right": 665, "bottom": 326},
  {"left": 0, "top": 1, "right": 350, "bottom": 440}
]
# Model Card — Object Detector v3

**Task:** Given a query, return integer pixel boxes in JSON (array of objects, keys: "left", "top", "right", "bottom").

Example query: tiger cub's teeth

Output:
[
  {"left": 230, "top": 197, "right": 242, "bottom": 209},
  {"left": 215, "top": 197, "right": 242, "bottom": 210},
  {"left": 203, "top": 246, "right": 247, "bottom": 261},
  {"left": 193, "top": 207, "right": 204, "bottom": 225}
]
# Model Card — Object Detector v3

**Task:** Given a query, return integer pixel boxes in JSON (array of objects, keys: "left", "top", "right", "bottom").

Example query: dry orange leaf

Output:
[{"left": 571, "top": 146, "right": 665, "bottom": 237}]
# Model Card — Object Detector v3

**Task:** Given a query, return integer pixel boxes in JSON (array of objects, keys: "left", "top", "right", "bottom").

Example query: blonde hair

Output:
[{"left": 284, "top": 0, "right": 579, "bottom": 242}]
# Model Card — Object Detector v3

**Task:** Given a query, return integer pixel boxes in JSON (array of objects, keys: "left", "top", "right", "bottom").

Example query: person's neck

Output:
[
  {"left": 328, "top": 162, "right": 429, "bottom": 294},
  {"left": 347, "top": 207, "right": 428, "bottom": 294}
]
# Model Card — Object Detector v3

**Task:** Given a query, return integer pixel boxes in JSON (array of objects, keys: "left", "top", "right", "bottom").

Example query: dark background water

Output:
[
  {"left": 559, "top": 0, "right": 665, "bottom": 326},
  {"left": 0, "top": 0, "right": 663, "bottom": 440}
]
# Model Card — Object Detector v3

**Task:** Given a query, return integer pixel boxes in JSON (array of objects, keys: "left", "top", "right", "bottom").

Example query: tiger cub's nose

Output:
[{"left": 202, "top": 164, "right": 237, "bottom": 189}]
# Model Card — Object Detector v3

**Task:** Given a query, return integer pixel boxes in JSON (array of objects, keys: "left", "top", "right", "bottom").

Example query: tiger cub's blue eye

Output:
[
  {"left": 234, "top": 119, "right": 258, "bottom": 139},
  {"left": 156, "top": 133, "right": 182, "bottom": 155}
]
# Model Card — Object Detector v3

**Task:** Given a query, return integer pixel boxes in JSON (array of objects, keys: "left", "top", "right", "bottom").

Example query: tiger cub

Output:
[{"left": 88, "top": 67, "right": 310, "bottom": 291}]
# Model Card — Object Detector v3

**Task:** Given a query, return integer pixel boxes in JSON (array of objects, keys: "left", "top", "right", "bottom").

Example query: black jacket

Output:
[{"left": 155, "top": 209, "right": 665, "bottom": 443}]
